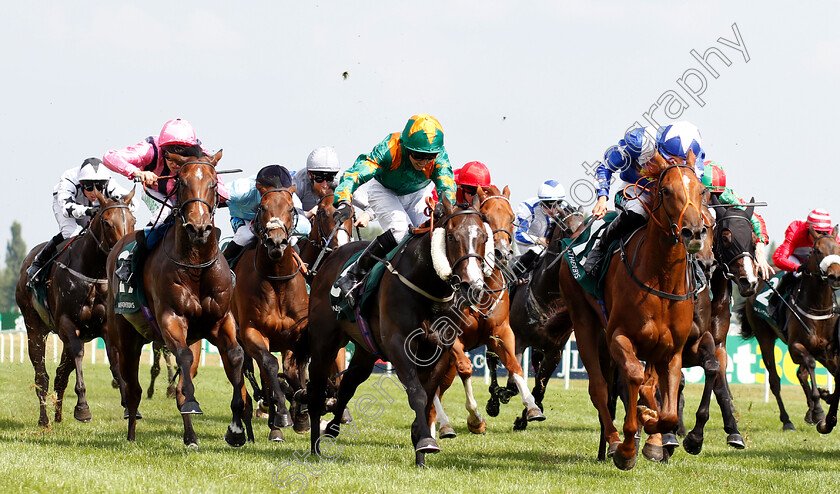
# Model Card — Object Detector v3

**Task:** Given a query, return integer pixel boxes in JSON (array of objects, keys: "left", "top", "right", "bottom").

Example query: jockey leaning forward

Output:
[
  {"left": 770, "top": 208, "right": 837, "bottom": 304},
  {"left": 513, "top": 180, "right": 569, "bottom": 277}
]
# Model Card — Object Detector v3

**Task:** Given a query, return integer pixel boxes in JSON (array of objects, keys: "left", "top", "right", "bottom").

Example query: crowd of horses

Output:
[{"left": 13, "top": 149, "right": 840, "bottom": 470}]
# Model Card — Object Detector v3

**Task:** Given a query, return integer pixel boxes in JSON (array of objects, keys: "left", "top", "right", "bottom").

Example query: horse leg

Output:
[
  {"left": 712, "top": 345, "right": 744, "bottom": 449},
  {"left": 242, "top": 352, "right": 265, "bottom": 415},
  {"left": 489, "top": 324, "right": 543, "bottom": 427},
  {"left": 319, "top": 350, "right": 377, "bottom": 450},
  {"left": 576, "top": 321, "right": 621, "bottom": 459},
  {"left": 638, "top": 365, "right": 668, "bottom": 463},
  {"left": 282, "top": 349, "right": 311, "bottom": 434},
  {"left": 676, "top": 372, "right": 686, "bottom": 436},
  {"left": 212, "top": 314, "right": 247, "bottom": 448},
  {"left": 53, "top": 345, "right": 73, "bottom": 424},
  {"left": 485, "top": 352, "right": 502, "bottom": 417},
  {"left": 164, "top": 348, "right": 177, "bottom": 399},
  {"left": 171, "top": 341, "right": 202, "bottom": 447},
  {"left": 755, "top": 332, "right": 795, "bottom": 430},
  {"left": 148, "top": 343, "right": 162, "bottom": 399},
  {"left": 56, "top": 316, "right": 92, "bottom": 423},
  {"left": 683, "top": 332, "right": 719, "bottom": 455},
  {"left": 450, "top": 339, "right": 486, "bottom": 434},
  {"left": 115, "top": 327, "right": 144, "bottom": 442},
  {"left": 27, "top": 329, "right": 50, "bottom": 427},
  {"left": 416, "top": 357, "right": 453, "bottom": 468},
  {"left": 434, "top": 355, "right": 458, "bottom": 438},
  {"left": 817, "top": 376, "right": 840, "bottom": 434},
  {"left": 790, "top": 342, "right": 824, "bottom": 426},
  {"left": 610, "top": 333, "right": 645, "bottom": 470},
  {"left": 100, "top": 329, "right": 124, "bottom": 404}
]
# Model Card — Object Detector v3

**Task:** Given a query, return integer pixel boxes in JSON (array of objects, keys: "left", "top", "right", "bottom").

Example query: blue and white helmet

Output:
[
  {"left": 657, "top": 121, "right": 704, "bottom": 161},
  {"left": 537, "top": 180, "right": 566, "bottom": 202},
  {"left": 623, "top": 126, "right": 657, "bottom": 165}
]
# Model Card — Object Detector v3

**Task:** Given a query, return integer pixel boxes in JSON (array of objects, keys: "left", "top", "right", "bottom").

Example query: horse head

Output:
[
  {"left": 807, "top": 229, "right": 840, "bottom": 290},
  {"left": 313, "top": 190, "right": 352, "bottom": 248},
  {"left": 431, "top": 196, "right": 492, "bottom": 296},
  {"left": 644, "top": 149, "right": 710, "bottom": 254},
  {"left": 92, "top": 188, "right": 137, "bottom": 253},
  {"left": 255, "top": 185, "right": 297, "bottom": 260},
  {"left": 475, "top": 185, "right": 515, "bottom": 269},
  {"left": 168, "top": 151, "right": 222, "bottom": 246},
  {"left": 713, "top": 202, "right": 759, "bottom": 296}
]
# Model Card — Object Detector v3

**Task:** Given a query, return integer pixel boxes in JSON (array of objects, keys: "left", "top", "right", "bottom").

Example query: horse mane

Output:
[{"left": 640, "top": 153, "right": 671, "bottom": 181}]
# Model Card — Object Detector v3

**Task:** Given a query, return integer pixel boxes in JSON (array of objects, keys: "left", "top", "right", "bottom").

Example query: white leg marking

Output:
[{"left": 511, "top": 372, "right": 538, "bottom": 410}]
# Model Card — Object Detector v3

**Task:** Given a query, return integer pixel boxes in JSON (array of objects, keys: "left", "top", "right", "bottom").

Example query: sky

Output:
[{"left": 2, "top": 0, "right": 839, "bottom": 256}]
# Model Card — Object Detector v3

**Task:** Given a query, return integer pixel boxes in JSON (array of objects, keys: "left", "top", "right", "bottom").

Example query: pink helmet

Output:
[
  {"left": 158, "top": 119, "right": 198, "bottom": 147},
  {"left": 807, "top": 208, "right": 833, "bottom": 233}
]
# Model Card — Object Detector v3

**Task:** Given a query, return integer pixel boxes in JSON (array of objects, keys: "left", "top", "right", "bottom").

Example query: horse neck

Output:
[
  {"left": 255, "top": 242, "right": 297, "bottom": 279},
  {"left": 173, "top": 218, "right": 218, "bottom": 263},
  {"left": 796, "top": 272, "right": 836, "bottom": 310},
  {"left": 636, "top": 219, "right": 689, "bottom": 287},
  {"left": 65, "top": 227, "right": 108, "bottom": 277}
]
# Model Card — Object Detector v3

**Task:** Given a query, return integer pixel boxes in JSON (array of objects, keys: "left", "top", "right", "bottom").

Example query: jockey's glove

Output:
[
  {"left": 66, "top": 203, "right": 94, "bottom": 219},
  {"left": 333, "top": 201, "right": 352, "bottom": 224}
]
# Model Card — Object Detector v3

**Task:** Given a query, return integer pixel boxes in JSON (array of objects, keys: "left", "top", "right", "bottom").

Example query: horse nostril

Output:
[{"left": 681, "top": 228, "right": 693, "bottom": 241}]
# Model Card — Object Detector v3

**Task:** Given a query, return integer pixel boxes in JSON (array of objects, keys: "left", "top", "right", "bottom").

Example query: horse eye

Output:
[
  {"left": 662, "top": 187, "right": 671, "bottom": 196},
  {"left": 446, "top": 232, "right": 455, "bottom": 242}
]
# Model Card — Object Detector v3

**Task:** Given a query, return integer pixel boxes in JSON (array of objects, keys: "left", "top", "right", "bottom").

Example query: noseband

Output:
[
  {"left": 713, "top": 213, "right": 756, "bottom": 281},
  {"left": 89, "top": 203, "right": 132, "bottom": 255},
  {"left": 253, "top": 188, "right": 296, "bottom": 248},
  {"left": 643, "top": 163, "right": 711, "bottom": 244}
]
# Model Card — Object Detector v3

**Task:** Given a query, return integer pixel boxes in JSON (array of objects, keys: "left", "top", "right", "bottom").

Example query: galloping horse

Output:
[
  {"left": 16, "top": 191, "right": 136, "bottom": 427},
  {"left": 430, "top": 185, "right": 546, "bottom": 438},
  {"left": 740, "top": 231, "right": 840, "bottom": 433},
  {"left": 306, "top": 197, "right": 492, "bottom": 466},
  {"left": 558, "top": 150, "right": 709, "bottom": 469},
  {"left": 485, "top": 200, "right": 586, "bottom": 430},
  {"left": 297, "top": 190, "right": 354, "bottom": 281},
  {"left": 231, "top": 184, "right": 310, "bottom": 441},
  {"left": 106, "top": 151, "right": 248, "bottom": 447}
]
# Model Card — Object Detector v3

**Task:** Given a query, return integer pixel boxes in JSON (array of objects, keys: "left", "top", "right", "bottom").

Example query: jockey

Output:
[
  {"left": 514, "top": 180, "right": 568, "bottom": 273},
  {"left": 26, "top": 158, "right": 132, "bottom": 282},
  {"left": 332, "top": 113, "right": 456, "bottom": 306},
  {"left": 455, "top": 161, "right": 492, "bottom": 205},
  {"left": 221, "top": 165, "right": 311, "bottom": 265},
  {"left": 103, "top": 119, "right": 230, "bottom": 285},
  {"left": 703, "top": 162, "right": 774, "bottom": 279},
  {"left": 584, "top": 121, "right": 704, "bottom": 277}
]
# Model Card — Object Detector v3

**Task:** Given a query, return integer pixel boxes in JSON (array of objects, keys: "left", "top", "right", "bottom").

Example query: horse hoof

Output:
[
  {"left": 180, "top": 401, "right": 203, "bottom": 415},
  {"left": 607, "top": 442, "right": 620, "bottom": 458},
  {"left": 415, "top": 437, "right": 440, "bottom": 454},
  {"left": 642, "top": 443, "right": 665, "bottom": 462},
  {"left": 499, "top": 393, "right": 512, "bottom": 405},
  {"left": 255, "top": 408, "right": 269, "bottom": 419},
  {"left": 661, "top": 433, "right": 680, "bottom": 448},
  {"left": 341, "top": 408, "right": 353, "bottom": 424},
  {"left": 74, "top": 405, "right": 92, "bottom": 423},
  {"left": 111, "top": 379, "right": 120, "bottom": 389},
  {"left": 185, "top": 442, "right": 199, "bottom": 450},
  {"left": 123, "top": 409, "right": 143, "bottom": 420},
  {"left": 467, "top": 419, "right": 486, "bottom": 435},
  {"left": 274, "top": 410, "right": 293, "bottom": 428},
  {"left": 683, "top": 433, "right": 703, "bottom": 455},
  {"left": 512, "top": 417, "right": 528, "bottom": 431},
  {"left": 293, "top": 414, "right": 310, "bottom": 435},
  {"left": 782, "top": 422, "right": 796, "bottom": 432},
  {"left": 225, "top": 426, "right": 247, "bottom": 447},
  {"left": 257, "top": 400, "right": 269, "bottom": 416},
  {"left": 439, "top": 424, "right": 457, "bottom": 438},
  {"left": 804, "top": 411, "right": 816, "bottom": 426},
  {"left": 269, "top": 429, "right": 286, "bottom": 442},
  {"left": 526, "top": 407, "right": 546, "bottom": 422},
  {"left": 727, "top": 433, "right": 745, "bottom": 449},
  {"left": 485, "top": 398, "right": 500, "bottom": 417},
  {"left": 817, "top": 418, "right": 836, "bottom": 434},
  {"left": 613, "top": 450, "right": 637, "bottom": 471}
]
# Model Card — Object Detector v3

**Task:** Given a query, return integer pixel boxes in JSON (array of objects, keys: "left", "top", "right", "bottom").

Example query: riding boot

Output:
[
  {"left": 26, "top": 232, "right": 64, "bottom": 284},
  {"left": 769, "top": 271, "right": 796, "bottom": 320},
  {"left": 222, "top": 241, "right": 245, "bottom": 270},
  {"left": 116, "top": 230, "right": 148, "bottom": 287},
  {"left": 335, "top": 229, "right": 398, "bottom": 308},
  {"left": 583, "top": 210, "right": 647, "bottom": 278},
  {"left": 512, "top": 249, "right": 540, "bottom": 285}
]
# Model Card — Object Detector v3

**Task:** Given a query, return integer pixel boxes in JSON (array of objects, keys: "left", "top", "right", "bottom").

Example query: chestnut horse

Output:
[
  {"left": 306, "top": 198, "right": 492, "bottom": 466},
  {"left": 106, "top": 152, "right": 248, "bottom": 447},
  {"left": 431, "top": 185, "right": 547, "bottom": 438},
  {"left": 15, "top": 191, "right": 136, "bottom": 427},
  {"left": 231, "top": 185, "right": 310, "bottom": 442},
  {"left": 558, "top": 151, "right": 709, "bottom": 469},
  {"left": 740, "top": 231, "right": 840, "bottom": 433}
]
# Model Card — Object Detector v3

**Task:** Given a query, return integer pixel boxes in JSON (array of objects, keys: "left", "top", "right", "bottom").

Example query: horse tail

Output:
[{"left": 737, "top": 306, "right": 755, "bottom": 340}]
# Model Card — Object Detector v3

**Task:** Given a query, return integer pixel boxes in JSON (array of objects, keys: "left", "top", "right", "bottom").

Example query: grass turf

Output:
[{"left": 0, "top": 361, "right": 838, "bottom": 493}]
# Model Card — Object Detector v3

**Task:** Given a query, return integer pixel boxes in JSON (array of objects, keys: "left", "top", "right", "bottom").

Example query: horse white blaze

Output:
[
  {"left": 511, "top": 372, "right": 539, "bottom": 410},
  {"left": 742, "top": 256, "right": 757, "bottom": 284},
  {"left": 465, "top": 224, "right": 483, "bottom": 282},
  {"left": 335, "top": 229, "right": 350, "bottom": 246}
]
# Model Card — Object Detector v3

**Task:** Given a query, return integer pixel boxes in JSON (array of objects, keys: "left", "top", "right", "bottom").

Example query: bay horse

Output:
[
  {"left": 306, "top": 197, "right": 492, "bottom": 466},
  {"left": 15, "top": 190, "right": 136, "bottom": 427},
  {"left": 484, "top": 200, "right": 586, "bottom": 431},
  {"left": 740, "top": 230, "right": 840, "bottom": 432},
  {"left": 430, "top": 185, "right": 547, "bottom": 438},
  {"left": 231, "top": 184, "right": 310, "bottom": 442},
  {"left": 297, "top": 190, "right": 354, "bottom": 281},
  {"left": 106, "top": 151, "right": 248, "bottom": 447},
  {"left": 558, "top": 150, "right": 709, "bottom": 469},
  {"left": 148, "top": 340, "right": 177, "bottom": 399}
]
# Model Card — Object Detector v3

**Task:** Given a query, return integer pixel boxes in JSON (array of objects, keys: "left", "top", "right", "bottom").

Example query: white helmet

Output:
[
  {"left": 537, "top": 180, "right": 566, "bottom": 201},
  {"left": 306, "top": 146, "right": 341, "bottom": 172},
  {"left": 78, "top": 158, "right": 111, "bottom": 182}
]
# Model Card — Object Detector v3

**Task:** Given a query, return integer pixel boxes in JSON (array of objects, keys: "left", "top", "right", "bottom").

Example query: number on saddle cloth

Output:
[
  {"left": 752, "top": 272, "right": 788, "bottom": 328},
  {"left": 114, "top": 240, "right": 150, "bottom": 314}
]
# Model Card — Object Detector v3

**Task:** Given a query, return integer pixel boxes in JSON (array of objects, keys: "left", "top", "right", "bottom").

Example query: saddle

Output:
[{"left": 752, "top": 272, "right": 792, "bottom": 338}]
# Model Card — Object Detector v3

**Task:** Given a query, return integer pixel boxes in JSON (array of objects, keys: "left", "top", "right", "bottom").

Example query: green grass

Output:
[{"left": 1, "top": 362, "right": 839, "bottom": 493}]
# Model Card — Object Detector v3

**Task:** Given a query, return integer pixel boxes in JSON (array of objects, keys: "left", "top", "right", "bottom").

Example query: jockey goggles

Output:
[
  {"left": 459, "top": 184, "right": 478, "bottom": 196},
  {"left": 409, "top": 150, "right": 438, "bottom": 162},
  {"left": 81, "top": 180, "right": 108, "bottom": 192},
  {"left": 310, "top": 171, "right": 336, "bottom": 184}
]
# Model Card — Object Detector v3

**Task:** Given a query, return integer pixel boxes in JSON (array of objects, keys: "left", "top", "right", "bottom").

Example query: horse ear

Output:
[
  {"left": 441, "top": 194, "right": 454, "bottom": 215},
  {"left": 94, "top": 189, "right": 107, "bottom": 205},
  {"left": 471, "top": 193, "right": 481, "bottom": 210},
  {"left": 834, "top": 224, "right": 839, "bottom": 238},
  {"left": 208, "top": 149, "right": 223, "bottom": 166},
  {"left": 502, "top": 185, "right": 511, "bottom": 198},
  {"left": 123, "top": 187, "right": 136, "bottom": 204},
  {"left": 746, "top": 197, "right": 755, "bottom": 218},
  {"left": 477, "top": 186, "right": 488, "bottom": 202},
  {"left": 288, "top": 185, "right": 297, "bottom": 195},
  {"left": 686, "top": 149, "right": 696, "bottom": 167}
]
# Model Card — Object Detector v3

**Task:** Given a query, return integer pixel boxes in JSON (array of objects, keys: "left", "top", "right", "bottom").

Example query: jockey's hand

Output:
[
  {"left": 132, "top": 170, "right": 158, "bottom": 187},
  {"left": 754, "top": 243, "right": 775, "bottom": 279},
  {"left": 305, "top": 205, "right": 318, "bottom": 220},
  {"left": 333, "top": 202, "right": 352, "bottom": 225},
  {"left": 85, "top": 206, "right": 99, "bottom": 217},
  {"left": 354, "top": 211, "right": 371, "bottom": 228},
  {"left": 592, "top": 196, "right": 608, "bottom": 220},
  {"left": 796, "top": 263, "right": 807, "bottom": 274},
  {"left": 66, "top": 203, "right": 92, "bottom": 219}
]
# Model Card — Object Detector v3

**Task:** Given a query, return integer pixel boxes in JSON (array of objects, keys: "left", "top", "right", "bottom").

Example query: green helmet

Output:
[
  {"left": 400, "top": 114, "right": 444, "bottom": 154},
  {"left": 700, "top": 161, "right": 726, "bottom": 193}
]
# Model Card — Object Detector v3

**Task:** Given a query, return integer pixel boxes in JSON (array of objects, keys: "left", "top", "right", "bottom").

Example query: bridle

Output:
[
  {"left": 175, "top": 161, "right": 219, "bottom": 226},
  {"left": 252, "top": 188, "right": 296, "bottom": 249},
  {"left": 632, "top": 163, "right": 712, "bottom": 244},
  {"left": 479, "top": 194, "right": 514, "bottom": 244},
  {"left": 312, "top": 193, "right": 352, "bottom": 249},
  {"left": 713, "top": 211, "right": 756, "bottom": 282},
  {"left": 88, "top": 203, "right": 132, "bottom": 255}
]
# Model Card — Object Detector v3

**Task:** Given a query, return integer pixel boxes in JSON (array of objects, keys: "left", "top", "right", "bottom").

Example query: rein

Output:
[
  {"left": 88, "top": 203, "right": 132, "bottom": 255},
  {"left": 309, "top": 193, "right": 352, "bottom": 276},
  {"left": 619, "top": 229, "right": 705, "bottom": 301}
]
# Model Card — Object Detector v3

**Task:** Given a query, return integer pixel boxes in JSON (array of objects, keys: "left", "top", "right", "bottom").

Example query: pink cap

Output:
[
  {"left": 807, "top": 208, "right": 832, "bottom": 232},
  {"left": 158, "top": 119, "right": 198, "bottom": 147}
]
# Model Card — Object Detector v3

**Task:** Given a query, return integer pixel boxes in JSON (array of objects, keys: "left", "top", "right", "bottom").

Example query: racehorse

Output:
[
  {"left": 297, "top": 190, "right": 354, "bottom": 281},
  {"left": 305, "top": 197, "right": 492, "bottom": 466},
  {"left": 430, "top": 185, "right": 546, "bottom": 438},
  {"left": 231, "top": 184, "right": 310, "bottom": 442},
  {"left": 106, "top": 151, "right": 248, "bottom": 447},
  {"left": 148, "top": 340, "right": 177, "bottom": 399},
  {"left": 740, "top": 230, "right": 840, "bottom": 432},
  {"left": 16, "top": 190, "right": 136, "bottom": 427},
  {"left": 485, "top": 200, "right": 586, "bottom": 431},
  {"left": 558, "top": 150, "right": 709, "bottom": 469}
]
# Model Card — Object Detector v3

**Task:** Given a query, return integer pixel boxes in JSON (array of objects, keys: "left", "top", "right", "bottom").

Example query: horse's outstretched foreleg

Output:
[
  {"left": 682, "top": 332, "right": 719, "bottom": 455},
  {"left": 610, "top": 333, "right": 645, "bottom": 471}
]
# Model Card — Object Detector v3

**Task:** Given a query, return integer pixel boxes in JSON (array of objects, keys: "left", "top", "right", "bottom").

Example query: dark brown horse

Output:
[
  {"left": 740, "top": 230, "right": 840, "bottom": 433},
  {"left": 106, "top": 152, "right": 248, "bottom": 447},
  {"left": 558, "top": 151, "right": 709, "bottom": 469},
  {"left": 148, "top": 340, "right": 177, "bottom": 399},
  {"left": 298, "top": 190, "right": 354, "bottom": 281},
  {"left": 16, "top": 190, "right": 136, "bottom": 427},
  {"left": 306, "top": 197, "right": 492, "bottom": 466},
  {"left": 431, "top": 185, "right": 547, "bottom": 437},
  {"left": 485, "top": 200, "right": 586, "bottom": 431},
  {"left": 231, "top": 185, "right": 310, "bottom": 442}
]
